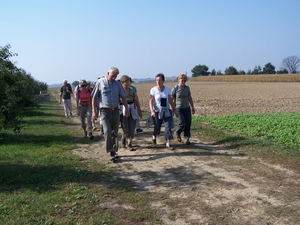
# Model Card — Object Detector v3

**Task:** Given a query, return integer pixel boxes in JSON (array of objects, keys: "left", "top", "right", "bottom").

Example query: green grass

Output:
[
  {"left": 0, "top": 98, "right": 162, "bottom": 225},
  {"left": 193, "top": 113, "right": 300, "bottom": 160},
  {"left": 1, "top": 95, "right": 300, "bottom": 224}
]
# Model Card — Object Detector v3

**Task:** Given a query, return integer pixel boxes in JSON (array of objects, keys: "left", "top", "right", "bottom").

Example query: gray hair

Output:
[
  {"left": 109, "top": 66, "right": 119, "bottom": 74},
  {"left": 63, "top": 79, "right": 67, "bottom": 84}
]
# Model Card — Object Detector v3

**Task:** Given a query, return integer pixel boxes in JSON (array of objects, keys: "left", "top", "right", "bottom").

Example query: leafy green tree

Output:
[
  {"left": 252, "top": 65, "right": 262, "bottom": 74},
  {"left": 262, "top": 62, "right": 276, "bottom": 74},
  {"left": 247, "top": 69, "right": 252, "bottom": 75},
  {"left": 191, "top": 64, "right": 209, "bottom": 77},
  {"left": 211, "top": 69, "right": 216, "bottom": 76},
  {"left": 216, "top": 70, "right": 223, "bottom": 75},
  {"left": 0, "top": 44, "right": 45, "bottom": 132},
  {"left": 277, "top": 68, "right": 289, "bottom": 74},
  {"left": 281, "top": 55, "right": 300, "bottom": 73},
  {"left": 238, "top": 70, "right": 246, "bottom": 75},
  {"left": 225, "top": 66, "right": 238, "bottom": 75}
]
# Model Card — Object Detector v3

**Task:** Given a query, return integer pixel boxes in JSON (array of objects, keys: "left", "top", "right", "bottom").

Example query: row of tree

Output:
[
  {"left": 191, "top": 56, "right": 300, "bottom": 76},
  {"left": 0, "top": 44, "right": 48, "bottom": 132}
]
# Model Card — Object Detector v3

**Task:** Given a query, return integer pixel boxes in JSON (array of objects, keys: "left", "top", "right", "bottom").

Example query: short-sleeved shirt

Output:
[
  {"left": 77, "top": 88, "right": 91, "bottom": 104},
  {"left": 150, "top": 86, "right": 171, "bottom": 112},
  {"left": 171, "top": 84, "right": 191, "bottom": 109},
  {"left": 60, "top": 84, "right": 72, "bottom": 99},
  {"left": 91, "top": 77, "right": 126, "bottom": 108}
]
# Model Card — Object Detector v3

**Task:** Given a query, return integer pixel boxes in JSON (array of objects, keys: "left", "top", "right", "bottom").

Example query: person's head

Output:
[
  {"left": 107, "top": 67, "right": 119, "bottom": 82},
  {"left": 119, "top": 75, "right": 131, "bottom": 88},
  {"left": 87, "top": 80, "right": 91, "bottom": 87},
  {"left": 80, "top": 79, "right": 87, "bottom": 89},
  {"left": 63, "top": 79, "right": 68, "bottom": 86},
  {"left": 155, "top": 73, "right": 165, "bottom": 87},
  {"left": 177, "top": 73, "right": 188, "bottom": 87}
]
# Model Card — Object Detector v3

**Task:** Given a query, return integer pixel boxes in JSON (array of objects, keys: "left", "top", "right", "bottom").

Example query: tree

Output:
[
  {"left": 252, "top": 65, "right": 262, "bottom": 74},
  {"left": 0, "top": 44, "right": 44, "bottom": 132},
  {"left": 224, "top": 66, "right": 238, "bottom": 75},
  {"left": 191, "top": 64, "right": 209, "bottom": 77},
  {"left": 211, "top": 69, "right": 216, "bottom": 76},
  {"left": 262, "top": 62, "right": 276, "bottom": 74},
  {"left": 238, "top": 70, "right": 246, "bottom": 75},
  {"left": 277, "top": 68, "right": 289, "bottom": 74},
  {"left": 281, "top": 56, "right": 300, "bottom": 73},
  {"left": 216, "top": 70, "right": 223, "bottom": 75}
]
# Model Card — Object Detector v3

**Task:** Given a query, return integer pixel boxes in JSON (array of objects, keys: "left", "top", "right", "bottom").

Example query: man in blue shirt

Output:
[{"left": 92, "top": 67, "right": 129, "bottom": 161}]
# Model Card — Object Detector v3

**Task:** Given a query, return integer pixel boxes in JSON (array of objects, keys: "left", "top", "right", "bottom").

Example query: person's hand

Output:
[
  {"left": 192, "top": 107, "right": 195, "bottom": 114},
  {"left": 58, "top": 100, "right": 61, "bottom": 104},
  {"left": 151, "top": 111, "right": 156, "bottom": 118},
  {"left": 125, "top": 108, "right": 130, "bottom": 118},
  {"left": 174, "top": 110, "right": 179, "bottom": 118},
  {"left": 92, "top": 111, "right": 98, "bottom": 120}
]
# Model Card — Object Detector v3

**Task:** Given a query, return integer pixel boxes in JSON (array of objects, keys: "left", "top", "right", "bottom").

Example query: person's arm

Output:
[
  {"left": 134, "top": 94, "right": 142, "bottom": 119},
  {"left": 188, "top": 95, "right": 195, "bottom": 114},
  {"left": 168, "top": 94, "right": 179, "bottom": 117},
  {"left": 92, "top": 97, "right": 98, "bottom": 119},
  {"left": 59, "top": 90, "right": 62, "bottom": 104},
  {"left": 149, "top": 95, "right": 156, "bottom": 118}
]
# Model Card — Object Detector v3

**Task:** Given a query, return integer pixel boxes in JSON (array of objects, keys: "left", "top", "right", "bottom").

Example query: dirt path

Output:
[{"left": 53, "top": 88, "right": 300, "bottom": 224}]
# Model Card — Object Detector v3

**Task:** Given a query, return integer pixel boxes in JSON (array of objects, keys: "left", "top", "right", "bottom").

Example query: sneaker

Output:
[
  {"left": 136, "top": 128, "right": 143, "bottom": 133},
  {"left": 128, "top": 143, "right": 134, "bottom": 151},
  {"left": 176, "top": 133, "right": 182, "bottom": 142},
  {"left": 110, "top": 151, "right": 116, "bottom": 161},
  {"left": 166, "top": 145, "right": 175, "bottom": 150},
  {"left": 186, "top": 140, "right": 191, "bottom": 145},
  {"left": 83, "top": 131, "right": 87, "bottom": 138},
  {"left": 88, "top": 132, "right": 94, "bottom": 140},
  {"left": 92, "top": 127, "right": 97, "bottom": 131},
  {"left": 152, "top": 139, "right": 156, "bottom": 145}
]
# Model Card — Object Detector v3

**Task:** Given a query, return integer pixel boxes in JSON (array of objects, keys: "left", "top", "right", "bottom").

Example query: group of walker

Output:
[{"left": 59, "top": 67, "right": 195, "bottom": 161}]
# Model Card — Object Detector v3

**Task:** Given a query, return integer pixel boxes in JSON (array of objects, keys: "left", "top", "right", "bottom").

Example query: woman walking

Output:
[
  {"left": 119, "top": 75, "right": 142, "bottom": 150},
  {"left": 149, "top": 73, "right": 178, "bottom": 150},
  {"left": 171, "top": 74, "right": 195, "bottom": 144}
]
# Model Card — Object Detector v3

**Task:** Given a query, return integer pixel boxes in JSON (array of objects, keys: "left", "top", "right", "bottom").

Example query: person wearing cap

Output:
[
  {"left": 91, "top": 67, "right": 129, "bottom": 161},
  {"left": 76, "top": 79, "right": 94, "bottom": 140},
  {"left": 119, "top": 75, "right": 142, "bottom": 151},
  {"left": 59, "top": 79, "right": 73, "bottom": 118},
  {"left": 149, "top": 73, "right": 178, "bottom": 150},
  {"left": 171, "top": 74, "right": 195, "bottom": 145}
]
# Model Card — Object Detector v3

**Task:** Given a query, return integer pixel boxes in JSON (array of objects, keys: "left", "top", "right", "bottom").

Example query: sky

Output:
[{"left": 1, "top": 0, "right": 300, "bottom": 85}]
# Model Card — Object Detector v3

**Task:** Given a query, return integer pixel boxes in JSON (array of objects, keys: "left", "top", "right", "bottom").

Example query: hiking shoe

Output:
[
  {"left": 166, "top": 145, "right": 175, "bottom": 150},
  {"left": 128, "top": 143, "right": 134, "bottom": 151},
  {"left": 152, "top": 139, "right": 156, "bottom": 145},
  {"left": 136, "top": 128, "right": 143, "bottom": 133},
  {"left": 110, "top": 151, "right": 116, "bottom": 161},
  {"left": 186, "top": 140, "right": 191, "bottom": 145},
  {"left": 88, "top": 132, "right": 94, "bottom": 140},
  {"left": 83, "top": 131, "right": 88, "bottom": 138},
  {"left": 176, "top": 133, "right": 182, "bottom": 142}
]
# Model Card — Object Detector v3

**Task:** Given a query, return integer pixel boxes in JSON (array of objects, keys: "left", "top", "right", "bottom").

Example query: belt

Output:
[
  {"left": 101, "top": 107, "right": 119, "bottom": 111},
  {"left": 80, "top": 102, "right": 90, "bottom": 106}
]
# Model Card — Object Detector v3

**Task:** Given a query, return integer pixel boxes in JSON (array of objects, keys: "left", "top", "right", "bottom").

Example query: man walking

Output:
[
  {"left": 59, "top": 79, "right": 73, "bottom": 117},
  {"left": 92, "top": 67, "right": 129, "bottom": 161}
]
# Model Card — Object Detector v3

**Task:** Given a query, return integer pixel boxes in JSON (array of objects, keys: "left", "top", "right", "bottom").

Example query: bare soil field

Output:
[{"left": 63, "top": 82, "right": 300, "bottom": 224}]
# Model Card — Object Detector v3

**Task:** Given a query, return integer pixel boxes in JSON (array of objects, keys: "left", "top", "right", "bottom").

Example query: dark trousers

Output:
[
  {"left": 152, "top": 111, "right": 174, "bottom": 140},
  {"left": 175, "top": 107, "right": 192, "bottom": 138},
  {"left": 100, "top": 109, "right": 120, "bottom": 152}
]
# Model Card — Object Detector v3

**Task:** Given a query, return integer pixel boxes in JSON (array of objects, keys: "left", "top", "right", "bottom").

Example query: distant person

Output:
[
  {"left": 119, "top": 75, "right": 142, "bottom": 151},
  {"left": 171, "top": 74, "right": 195, "bottom": 145},
  {"left": 129, "top": 78, "right": 143, "bottom": 133},
  {"left": 91, "top": 67, "right": 129, "bottom": 161},
  {"left": 87, "top": 80, "right": 97, "bottom": 131},
  {"left": 76, "top": 79, "right": 94, "bottom": 140},
  {"left": 74, "top": 80, "right": 82, "bottom": 98},
  {"left": 59, "top": 79, "right": 73, "bottom": 118},
  {"left": 149, "top": 73, "right": 178, "bottom": 150}
]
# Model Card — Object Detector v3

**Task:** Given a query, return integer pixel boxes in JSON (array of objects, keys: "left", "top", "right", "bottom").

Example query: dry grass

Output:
[{"left": 190, "top": 74, "right": 300, "bottom": 82}]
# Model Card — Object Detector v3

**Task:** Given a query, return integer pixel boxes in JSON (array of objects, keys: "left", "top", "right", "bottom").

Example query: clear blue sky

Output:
[{"left": 1, "top": 0, "right": 299, "bottom": 84}]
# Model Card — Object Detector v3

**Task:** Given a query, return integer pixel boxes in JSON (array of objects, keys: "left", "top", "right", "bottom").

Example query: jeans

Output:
[
  {"left": 175, "top": 107, "right": 192, "bottom": 138},
  {"left": 152, "top": 111, "right": 174, "bottom": 140}
]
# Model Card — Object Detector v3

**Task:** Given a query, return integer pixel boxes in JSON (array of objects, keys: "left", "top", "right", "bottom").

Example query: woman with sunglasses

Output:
[{"left": 171, "top": 74, "right": 195, "bottom": 145}]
